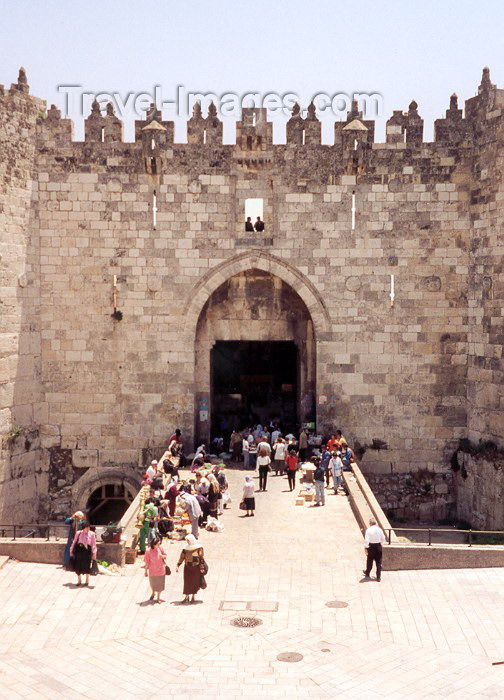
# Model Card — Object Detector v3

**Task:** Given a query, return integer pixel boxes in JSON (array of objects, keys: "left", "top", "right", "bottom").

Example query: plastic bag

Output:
[
  {"left": 206, "top": 516, "right": 224, "bottom": 532},
  {"left": 222, "top": 492, "right": 231, "bottom": 505},
  {"left": 90, "top": 560, "right": 99, "bottom": 576}
]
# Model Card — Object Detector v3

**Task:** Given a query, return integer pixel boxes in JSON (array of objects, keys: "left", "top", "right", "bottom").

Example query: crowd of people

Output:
[{"left": 64, "top": 423, "right": 371, "bottom": 596}]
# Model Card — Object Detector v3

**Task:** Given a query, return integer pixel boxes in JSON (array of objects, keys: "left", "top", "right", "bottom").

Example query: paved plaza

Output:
[{"left": 1, "top": 468, "right": 504, "bottom": 699}]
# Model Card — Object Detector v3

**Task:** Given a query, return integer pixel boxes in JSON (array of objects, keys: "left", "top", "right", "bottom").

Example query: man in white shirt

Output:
[
  {"left": 257, "top": 436, "right": 271, "bottom": 456},
  {"left": 146, "top": 460, "right": 157, "bottom": 479},
  {"left": 363, "top": 517, "right": 386, "bottom": 582},
  {"left": 180, "top": 489, "right": 203, "bottom": 539}
]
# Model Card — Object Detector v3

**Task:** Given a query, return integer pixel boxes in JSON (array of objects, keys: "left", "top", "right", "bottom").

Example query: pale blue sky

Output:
[{"left": 1, "top": 0, "right": 503, "bottom": 141}]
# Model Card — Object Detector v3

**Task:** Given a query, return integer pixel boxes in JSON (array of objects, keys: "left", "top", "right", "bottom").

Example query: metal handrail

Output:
[
  {"left": 0, "top": 523, "right": 69, "bottom": 541},
  {"left": 385, "top": 527, "right": 504, "bottom": 547}
]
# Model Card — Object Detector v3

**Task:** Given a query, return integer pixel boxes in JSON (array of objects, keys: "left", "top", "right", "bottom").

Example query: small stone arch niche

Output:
[{"left": 86, "top": 481, "right": 135, "bottom": 525}]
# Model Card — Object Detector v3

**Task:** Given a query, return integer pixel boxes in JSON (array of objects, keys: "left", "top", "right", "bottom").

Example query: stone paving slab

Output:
[{"left": 1, "top": 468, "right": 504, "bottom": 698}]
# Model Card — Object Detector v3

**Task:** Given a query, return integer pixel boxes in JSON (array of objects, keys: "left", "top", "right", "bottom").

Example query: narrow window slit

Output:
[
  {"left": 152, "top": 190, "right": 157, "bottom": 230},
  {"left": 203, "top": 128, "right": 207, "bottom": 144},
  {"left": 151, "top": 138, "right": 155, "bottom": 150},
  {"left": 302, "top": 129, "right": 306, "bottom": 145},
  {"left": 101, "top": 127, "right": 105, "bottom": 143},
  {"left": 351, "top": 192, "right": 356, "bottom": 231}
]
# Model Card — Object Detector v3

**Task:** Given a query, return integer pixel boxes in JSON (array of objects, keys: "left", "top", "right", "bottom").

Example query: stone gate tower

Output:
[{"left": 1, "top": 68, "right": 503, "bottom": 522}]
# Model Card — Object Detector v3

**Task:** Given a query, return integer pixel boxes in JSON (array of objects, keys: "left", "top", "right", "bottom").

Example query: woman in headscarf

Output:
[
  {"left": 144, "top": 536, "right": 167, "bottom": 603},
  {"left": 69, "top": 521, "right": 97, "bottom": 586},
  {"left": 242, "top": 475, "right": 255, "bottom": 517},
  {"left": 63, "top": 511, "right": 85, "bottom": 570},
  {"left": 176, "top": 534, "right": 205, "bottom": 604},
  {"left": 206, "top": 474, "right": 220, "bottom": 520},
  {"left": 157, "top": 500, "right": 174, "bottom": 538}
]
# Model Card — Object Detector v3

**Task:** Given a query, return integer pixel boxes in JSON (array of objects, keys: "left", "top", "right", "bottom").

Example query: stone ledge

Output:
[
  {"left": 0, "top": 539, "right": 125, "bottom": 566},
  {"left": 384, "top": 543, "right": 504, "bottom": 570}
]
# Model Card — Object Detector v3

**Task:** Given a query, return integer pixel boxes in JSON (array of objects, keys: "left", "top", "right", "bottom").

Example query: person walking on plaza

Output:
[
  {"left": 313, "top": 459, "right": 325, "bottom": 506},
  {"left": 320, "top": 445, "right": 331, "bottom": 488},
  {"left": 242, "top": 434, "right": 250, "bottom": 469},
  {"left": 273, "top": 437, "right": 287, "bottom": 475},
  {"left": 329, "top": 450, "right": 344, "bottom": 494},
  {"left": 180, "top": 487, "right": 203, "bottom": 538},
  {"left": 69, "top": 521, "right": 97, "bottom": 586},
  {"left": 144, "top": 536, "right": 167, "bottom": 603},
  {"left": 257, "top": 447, "right": 271, "bottom": 491},
  {"left": 363, "top": 517, "right": 386, "bottom": 582},
  {"left": 285, "top": 449, "right": 298, "bottom": 491},
  {"left": 248, "top": 439, "right": 258, "bottom": 470},
  {"left": 206, "top": 474, "right": 220, "bottom": 520},
  {"left": 63, "top": 510, "right": 85, "bottom": 570},
  {"left": 242, "top": 475, "right": 255, "bottom": 516},
  {"left": 341, "top": 443, "right": 354, "bottom": 471},
  {"left": 139, "top": 499, "right": 159, "bottom": 554},
  {"left": 229, "top": 429, "right": 242, "bottom": 461},
  {"left": 298, "top": 428, "right": 308, "bottom": 462},
  {"left": 176, "top": 534, "right": 205, "bottom": 603}
]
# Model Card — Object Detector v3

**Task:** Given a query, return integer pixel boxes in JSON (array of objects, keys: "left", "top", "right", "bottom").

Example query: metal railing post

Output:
[
  {"left": 469, "top": 530, "right": 472, "bottom": 547},
  {"left": 428, "top": 529, "right": 432, "bottom": 546},
  {"left": 13, "top": 525, "right": 16, "bottom": 541},
  {"left": 388, "top": 529, "right": 391, "bottom": 545}
]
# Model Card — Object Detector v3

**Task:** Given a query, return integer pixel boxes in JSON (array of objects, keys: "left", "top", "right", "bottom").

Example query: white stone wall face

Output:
[{"left": 1, "top": 74, "right": 503, "bottom": 521}]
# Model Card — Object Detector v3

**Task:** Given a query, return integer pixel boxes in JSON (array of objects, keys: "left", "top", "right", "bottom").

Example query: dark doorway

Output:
[
  {"left": 211, "top": 340, "right": 298, "bottom": 440},
  {"left": 86, "top": 483, "right": 134, "bottom": 525}
]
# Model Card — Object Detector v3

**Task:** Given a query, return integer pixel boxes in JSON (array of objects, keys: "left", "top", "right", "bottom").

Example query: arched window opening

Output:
[{"left": 86, "top": 482, "right": 135, "bottom": 525}]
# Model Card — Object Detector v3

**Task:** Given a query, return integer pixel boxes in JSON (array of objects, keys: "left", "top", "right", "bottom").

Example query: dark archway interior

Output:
[
  {"left": 86, "top": 483, "right": 133, "bottom": 525},
  {"left": 211, "top": 340, "right": 298, "bottom": 439}
]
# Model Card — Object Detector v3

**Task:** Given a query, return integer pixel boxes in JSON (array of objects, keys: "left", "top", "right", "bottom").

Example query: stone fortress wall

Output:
[{"left": 1, "top": 67, "right": 503, "bottom": 521}]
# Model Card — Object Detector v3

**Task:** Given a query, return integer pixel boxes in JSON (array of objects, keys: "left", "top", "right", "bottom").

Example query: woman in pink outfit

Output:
[
  {"left": 69, "top": 521, "right": 97, "bottom": 586},
  {"left": 144, "top": 536, "right": 167, "bottom": 603}
]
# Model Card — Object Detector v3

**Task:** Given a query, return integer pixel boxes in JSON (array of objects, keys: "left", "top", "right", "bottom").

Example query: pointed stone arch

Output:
[{"left": 183, "top": 251, "right": 331, "bottom": 345}]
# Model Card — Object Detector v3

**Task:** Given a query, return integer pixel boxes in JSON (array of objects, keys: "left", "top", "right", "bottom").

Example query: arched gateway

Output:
[{"left": 184, "top": 252, "right": 330, "bottom": 445}]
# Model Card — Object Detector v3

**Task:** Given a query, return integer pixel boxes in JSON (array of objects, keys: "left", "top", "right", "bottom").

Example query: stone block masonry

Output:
[{"left": 1, "top": 68, "right": 504, "bottom": 520}]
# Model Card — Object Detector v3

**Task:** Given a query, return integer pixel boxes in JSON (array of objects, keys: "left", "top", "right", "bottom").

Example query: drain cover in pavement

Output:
[
  {"left": 325, "top": 600, "right": 348, "bottom": 608},
  {"left": 277, "top": 652, "right": 304, "bottom": 663},
  {"left": 231, "top": 616, "right": 262, "bottom": 628}
]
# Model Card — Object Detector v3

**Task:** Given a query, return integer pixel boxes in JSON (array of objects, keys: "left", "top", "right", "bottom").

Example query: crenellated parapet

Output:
[
  {"left": 3, "top": 66, "right": 504, "bottom": 176},
  {"left": 187, "top": 101, "right": 223, "bottom": 145},
  {"left": 286, "top": 101, "right": 321, "bottom": 145},
  {"left": 84, "top": 99, "right": 123, "bottom": 143}
]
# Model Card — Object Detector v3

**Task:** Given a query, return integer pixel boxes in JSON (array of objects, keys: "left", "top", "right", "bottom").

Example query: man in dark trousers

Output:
[
  {"left": 363, "top": 517, "right": 386, "bottom": 582},
  {"left": 245, "top": 216, "right": 254, "bottom": 232}
]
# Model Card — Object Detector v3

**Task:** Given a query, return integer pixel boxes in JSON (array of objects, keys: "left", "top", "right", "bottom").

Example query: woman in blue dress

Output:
[{"left": 63, "top": 511, "right": 85, "bottom": 570}]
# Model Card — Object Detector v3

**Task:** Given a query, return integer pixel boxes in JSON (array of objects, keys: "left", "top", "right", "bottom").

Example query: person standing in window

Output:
[
  {"left": 245, "top": 217, "right": 254, "bottom": 232},
  {"left": 254, "top": 216, "right": 265, "bottom": 232}
]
